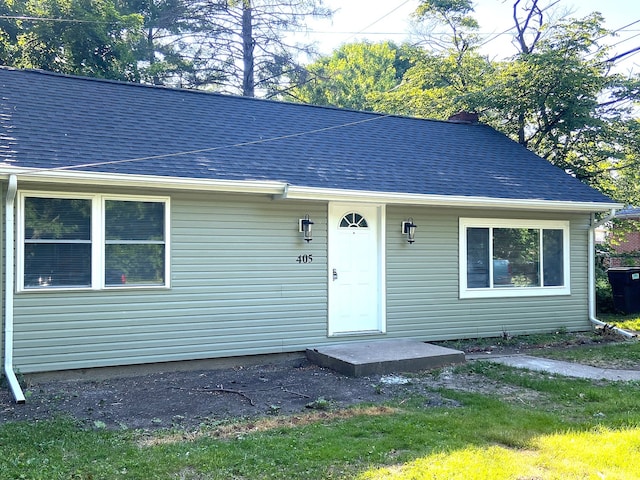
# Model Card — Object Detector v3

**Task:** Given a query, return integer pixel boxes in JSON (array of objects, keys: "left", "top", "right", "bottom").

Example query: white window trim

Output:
[
  {"left": 459, "top": 218, "right": 571, "bottom": 299},
  {"left": 17, "top": 191, "right": 171, "bottom": 292}
]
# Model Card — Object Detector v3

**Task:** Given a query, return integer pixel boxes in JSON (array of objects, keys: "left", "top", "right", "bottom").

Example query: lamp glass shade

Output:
[
  {"left": 301, "top": 215, "right": 314, "bottom": 242},
  {"left": 402, "top": 219, "right": 417, "bottom": 243}
]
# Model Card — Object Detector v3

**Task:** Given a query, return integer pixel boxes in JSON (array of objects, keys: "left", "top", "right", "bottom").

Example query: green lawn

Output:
[
  {"left": 1, "top": 339, "right": 640, "bottom": 479},
  {"left": 531, "top": 338, "right": 640, "bottom": 369}
]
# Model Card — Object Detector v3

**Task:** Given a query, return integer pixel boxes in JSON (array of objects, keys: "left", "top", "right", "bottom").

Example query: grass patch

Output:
[
  {"left": 529, "top": 339, "right": 640, "bottom": 369},
  {"left": 459, "top": 361, "right": 640, "bottom": 427},
  {"left": 138, "top": 405, "right": 398, "bottom": 446},
  {"left": 2, "top": 346, "right": 640, "bottom": 479},
  {"left": 359, "top": 427, "right": 640, "bottom": 479}
]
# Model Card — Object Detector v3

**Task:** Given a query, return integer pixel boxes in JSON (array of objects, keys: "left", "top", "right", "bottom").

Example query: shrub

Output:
[{"left": 596, "top": 268, "right": 615, "bottom": 313}]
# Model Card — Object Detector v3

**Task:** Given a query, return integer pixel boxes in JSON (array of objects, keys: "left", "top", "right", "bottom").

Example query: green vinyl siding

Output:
[
  {"left": 9, "top": 187, "right": 595, "bottom": 373},
  {"left": 385, "top": 206, "right": 591, "bottom": 341},
  {"left": 12, "top": 191, "right": 328, "bottom": 373}
]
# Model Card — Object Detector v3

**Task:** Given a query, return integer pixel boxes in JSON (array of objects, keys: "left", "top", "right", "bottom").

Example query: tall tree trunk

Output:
[
  {"left": 242, "top": 0, "right": 255, "bottom": 97},
  {"left": 147, "top": 0, "right": 160, "bottom": 85},
  {"left": 518, "top": 111, "right": 526, "bottom": 146}
]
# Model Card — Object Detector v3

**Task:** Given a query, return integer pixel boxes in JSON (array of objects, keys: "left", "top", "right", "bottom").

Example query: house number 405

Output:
[{"left": 296, "top": 254, "right": 313, "bottom": 264}]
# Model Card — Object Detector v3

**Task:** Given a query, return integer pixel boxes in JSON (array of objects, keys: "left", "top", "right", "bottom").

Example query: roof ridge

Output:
[{"left": 0, "top": 66, "right": 484, "bottom": 128}]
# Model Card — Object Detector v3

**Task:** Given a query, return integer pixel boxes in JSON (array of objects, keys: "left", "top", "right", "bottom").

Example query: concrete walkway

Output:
[{"left": 478, "top": 355, "right": 640, "bottom": 381}]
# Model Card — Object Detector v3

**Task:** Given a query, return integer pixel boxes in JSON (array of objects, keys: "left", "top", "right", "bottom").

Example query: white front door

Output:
[{"left": 328, "top": 203, "right": 385, "bottom": 335}]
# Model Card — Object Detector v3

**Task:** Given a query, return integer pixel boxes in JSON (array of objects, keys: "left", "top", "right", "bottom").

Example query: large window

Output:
[
  {"left": 19, "top": 193, "right": 169, "bottom": 291},
  {"left": 460, "top": 218, "right": 570, "bottom": 298}
]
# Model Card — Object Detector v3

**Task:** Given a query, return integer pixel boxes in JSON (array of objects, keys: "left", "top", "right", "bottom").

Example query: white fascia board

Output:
[
  {"left": 0, "top": 169, "right": 622, "bottom": 212},
  {"left": 0, "top": 169, "right": 287, "bottom": 195},
  {"left": 283, "top": 186, "right": 623, "bottom": 212}
]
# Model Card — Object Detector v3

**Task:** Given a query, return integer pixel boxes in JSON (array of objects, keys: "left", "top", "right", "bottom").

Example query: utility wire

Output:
[
  {"left": 17, "top": 113, "right": 394, "bottom": 177},
  {"left": 604, "top": 45, "right": 640, "bottom": 64},
  {"left": 335, "top": 0, "right": 413, "bottom": 45},
  {"left": 0, "top": 15, "right": 112, "bottom": 24}
]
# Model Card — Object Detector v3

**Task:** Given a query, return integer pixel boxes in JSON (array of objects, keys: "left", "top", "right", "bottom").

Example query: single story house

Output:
[{"left": 0, "top": 67, "right": 621, "bottom": 401}]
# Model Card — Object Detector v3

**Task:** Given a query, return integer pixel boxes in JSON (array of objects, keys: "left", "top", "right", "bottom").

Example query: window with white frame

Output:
[
  {"left": 19, "top": 192, "right": 169, "bottom": 291},
  {"left": 459, "top": 218, "right": 570, "bottom": 298}
]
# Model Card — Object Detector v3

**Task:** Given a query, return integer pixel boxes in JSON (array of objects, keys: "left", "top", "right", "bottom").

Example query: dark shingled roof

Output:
[{"left": 0, "top": 68, "right": 615, "bottom": 205}]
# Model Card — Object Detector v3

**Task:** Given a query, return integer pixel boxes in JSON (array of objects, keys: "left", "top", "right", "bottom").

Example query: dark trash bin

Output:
[{"left": 607, "top": 267, "right": 640, "bottom": 314}]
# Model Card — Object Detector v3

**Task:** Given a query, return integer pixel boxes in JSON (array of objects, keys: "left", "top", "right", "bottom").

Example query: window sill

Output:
[
  {"left": 460, "top": 286, "right": 571, "bottom": 299},
  {"left": 18, "top": 284, "right": 169, "bottom": 293}
]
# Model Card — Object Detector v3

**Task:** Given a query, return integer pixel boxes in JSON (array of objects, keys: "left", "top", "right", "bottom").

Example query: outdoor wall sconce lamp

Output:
[
  {"left": 299, "top": 214, "right": 314, "bottom": 242},
  {"left": 402, "top": 218, "right": 417, "bottom": 244}
]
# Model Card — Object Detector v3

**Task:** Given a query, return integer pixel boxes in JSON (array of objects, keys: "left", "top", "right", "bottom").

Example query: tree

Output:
[
  {"left": 284, "top": 41, "right": 418, "bottom": 110},
  {"left": 373, "top": 0, "right": 640, "bottom": 201},
  {"left": 180, "top": 0, "right": 332, "bottom": 96},
  {"left": 122, "top": 0, "right": 197, "bottom": 86},
  {"left": 471, "top": 10, "right": 640, "bottom": 195},
  {"left": 366, "top": 0, "right": 492, "bottom": 118},
  {"left": 1, "top": 0, "right": 332, "bottom": 95},
  {"left": 0, "top": 0, "right": 143, "bottom": 80},
  {"left": 374, "top": 47, "right": 493, "bottom": 119},
  {"left": 413, "top": 0, "right": 479, "bottom": 54}
]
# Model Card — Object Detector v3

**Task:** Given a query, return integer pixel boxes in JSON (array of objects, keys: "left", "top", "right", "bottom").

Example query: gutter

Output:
[
  {"left": 588, "top": 209, "right": 637, "bottom": 339},
  {"left": 4, "top": 175, "right": 25, "bottom": 403},
  {"left": 0, "top": 169, "right": 622, "bottom": 213}
]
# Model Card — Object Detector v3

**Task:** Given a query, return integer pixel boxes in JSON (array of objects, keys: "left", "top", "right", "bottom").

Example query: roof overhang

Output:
[
  {"left": 284, "top": 185, "right": 622, "bottom": 212},
  {"left": 0, "top": 168, "right": 622, "bottom": 213}
]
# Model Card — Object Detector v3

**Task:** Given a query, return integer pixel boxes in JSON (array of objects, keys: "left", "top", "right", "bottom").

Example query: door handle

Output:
[{"left": 332, "top": 268, "right": 338, "bottom": 280}]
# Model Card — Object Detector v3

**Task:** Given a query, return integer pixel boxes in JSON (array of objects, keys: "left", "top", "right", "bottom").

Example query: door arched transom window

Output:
[{"left": 339, "top": 212, "right": 368, "bottom": 228}]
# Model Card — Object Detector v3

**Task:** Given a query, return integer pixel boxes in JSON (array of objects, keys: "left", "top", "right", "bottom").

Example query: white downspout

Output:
[
  {"left": 4, "top": 175, "right": 25, "bottom": 403},
  {"left": 588, "top": 209, "right": 637, "bottom": 339}
]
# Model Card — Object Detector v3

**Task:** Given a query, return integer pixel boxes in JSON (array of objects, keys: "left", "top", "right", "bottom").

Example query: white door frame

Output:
[{"left": 327, "top": 202, "right": 386, "bottom": 336}]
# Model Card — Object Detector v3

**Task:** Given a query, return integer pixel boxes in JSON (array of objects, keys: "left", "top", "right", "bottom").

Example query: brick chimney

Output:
[{"left": 447, "top": 111, "right": 479, "bottom": 124}]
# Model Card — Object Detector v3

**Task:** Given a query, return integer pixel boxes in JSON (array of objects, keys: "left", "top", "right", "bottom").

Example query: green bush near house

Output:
[
  {"left": 595, "top": 264, "right": 616, "bottom": 313},
  {"left": 596, "top": 274, "right": 615, "bottom": 313}
]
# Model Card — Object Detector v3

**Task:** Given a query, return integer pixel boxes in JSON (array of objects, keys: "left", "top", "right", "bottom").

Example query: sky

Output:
[{"left": 300, "top": 0, "right": 640, "bottom": 74}]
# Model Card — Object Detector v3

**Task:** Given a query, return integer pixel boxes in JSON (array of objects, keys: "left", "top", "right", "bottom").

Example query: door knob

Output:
[{"left": 332, "top": 268, "right": 338, "bottom": 280}]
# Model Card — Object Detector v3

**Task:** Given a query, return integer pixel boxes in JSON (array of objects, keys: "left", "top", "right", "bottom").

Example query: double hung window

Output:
[
  {"left": 459, "top": 218, "right": 570, "bottom": 298},
  {"left": 19, "top": 193, "right": 169, "bottom": 291}
]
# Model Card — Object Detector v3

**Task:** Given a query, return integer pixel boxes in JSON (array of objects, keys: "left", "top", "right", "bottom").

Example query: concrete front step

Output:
[{"left": 306, "top": 339, "right": 465, "bottom": 377}]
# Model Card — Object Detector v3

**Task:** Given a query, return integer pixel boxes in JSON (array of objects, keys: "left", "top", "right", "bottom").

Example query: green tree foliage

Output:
[
  {"left": 380, "top": 0, "right": 640, "bottom": 203},
  {"left": 0, "top": 0, "right": 331, "bottom": 94},
  {"left": 375, "top": 47, "right": 493, "bottom": 119},
  {"left": 284, "top": 41, "right": 418, "bottom": 110},
  {"left": 476, "top": 14, "right": 640, "bottom": 199},
  {"left": 122, "top": 0, "right": 197, "bottom": 86},
  {"left": 0, "top": 0, "right": 143, "bottom": 80}
]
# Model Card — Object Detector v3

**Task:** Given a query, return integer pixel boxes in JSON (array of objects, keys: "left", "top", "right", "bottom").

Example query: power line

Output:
[
  {"left": 335, "top": 0, "right": 413, "bottom": 45},
  {"left": 17, "top": 113, "right": 394, "bottom": 177},
  {"left": 0, "top": 15, "right": 111, "bottom": 24},
  {"left": 604, "top": 45, "right": 640, "bottom": 64}
]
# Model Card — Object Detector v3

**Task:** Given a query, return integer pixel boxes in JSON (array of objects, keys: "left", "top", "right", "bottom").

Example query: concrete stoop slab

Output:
[{"left": 306, "top": 339, "right": 465, "bottom": 377}]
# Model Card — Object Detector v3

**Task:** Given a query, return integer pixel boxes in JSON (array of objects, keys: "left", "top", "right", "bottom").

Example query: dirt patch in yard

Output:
[
  {"left": 0, "top": 358, "right": 462, "bottom": 431},
  {"left": 0, "top": 332, "right": 631, "bottom": 431}
]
